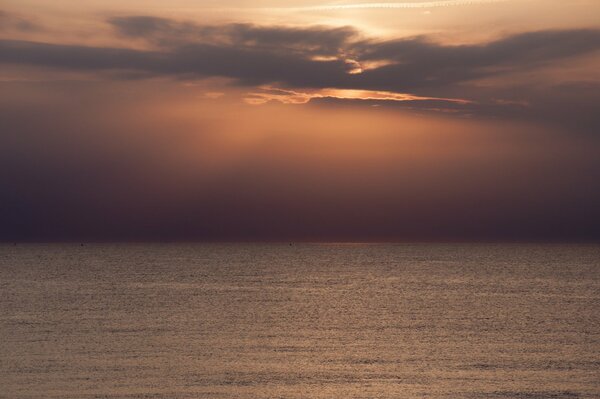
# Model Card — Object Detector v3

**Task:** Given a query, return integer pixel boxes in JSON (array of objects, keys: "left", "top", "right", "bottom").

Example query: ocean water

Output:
[{"left": 0, "top": 243, "right": 598, "bottom": 399}]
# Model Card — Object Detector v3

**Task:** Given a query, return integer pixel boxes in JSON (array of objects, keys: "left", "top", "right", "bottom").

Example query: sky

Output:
[{"left": 1, "top": 0, "right": 599, "bottom": 242}]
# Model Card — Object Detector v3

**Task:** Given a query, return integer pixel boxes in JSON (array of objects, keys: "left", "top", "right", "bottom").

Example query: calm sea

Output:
[{"left": 1, "top": 243, "right": 598, "bottom": 398}]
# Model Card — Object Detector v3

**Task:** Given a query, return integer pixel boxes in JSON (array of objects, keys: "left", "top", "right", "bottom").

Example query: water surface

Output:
[{"left": 1, "top": 243, "right": 598, "bottom": 398}]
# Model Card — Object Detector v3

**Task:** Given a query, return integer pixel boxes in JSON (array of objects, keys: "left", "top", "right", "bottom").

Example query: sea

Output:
[{"left": 1, "top": 243, "right": 598, "bottom": 398}]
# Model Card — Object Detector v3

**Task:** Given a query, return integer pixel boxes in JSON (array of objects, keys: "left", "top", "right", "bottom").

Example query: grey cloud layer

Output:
[
  {"left": 0, "top": 39, "right": 351, "bottom": 86},
  {"left": 1, "top": 15, "right": 599, "bottom": 130},
  {"left": 352, "top": 30, "right": 600, "bottom": 90},
  {"left": 109, "top": 16, "right": 357, "bottom": 55},
  {"left": 1, "top": 16, "right": 598, "bottom": 90}
]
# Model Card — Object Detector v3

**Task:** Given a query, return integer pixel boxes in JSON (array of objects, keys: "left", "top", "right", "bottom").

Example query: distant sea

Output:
[{"left": 1, "top": 243, "right": 598, "bottom": 398}]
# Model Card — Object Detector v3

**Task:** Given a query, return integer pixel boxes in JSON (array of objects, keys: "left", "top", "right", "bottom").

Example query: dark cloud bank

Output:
[
  {"left": 2, "top": 18, "right": 599, "bottom": 89},
  {"left": 1, "top": 15, "right": 599, "bottom": 130}
]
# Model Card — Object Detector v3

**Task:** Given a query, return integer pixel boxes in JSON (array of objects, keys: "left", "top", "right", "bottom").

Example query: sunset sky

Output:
[{"left": 1, "top": 0, "right": 599, "bottom": 241}]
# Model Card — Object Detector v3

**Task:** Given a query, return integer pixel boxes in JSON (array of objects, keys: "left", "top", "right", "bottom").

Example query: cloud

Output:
[
  {"left": 1, "top": 23, "right": 598, "bottom": 89},
  {"left": 349, "top": 29, "right": 600, "bottom": 91},
  {"left": 0, "top": 17, "right": 599, "bottom": 130},
  {"left": 0, "top": 38, "right": 355, "bottom": 86},
  {"left": 108, "top": 16, "right": 358, "bottom": 55},
  {"left": 359, "top": 29, "right": 600, "bottom": 66},
  {"left": 0, "top": 39, "right": 161, "bottom": 71}
]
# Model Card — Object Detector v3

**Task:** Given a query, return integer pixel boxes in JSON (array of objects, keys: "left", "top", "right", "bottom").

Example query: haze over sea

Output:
[{"left": 1, "top": 243, "right": 598, "bottom": 398}]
